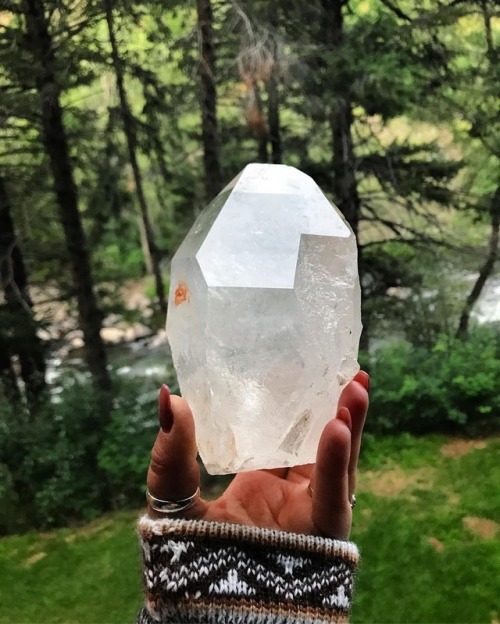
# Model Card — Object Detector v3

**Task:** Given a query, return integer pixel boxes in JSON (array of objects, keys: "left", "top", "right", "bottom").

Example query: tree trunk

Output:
[
  {"left": 322, "top": 0, "right": 361, "bottom": 239},
  {"left": 0, "top": 176, "right": 46, "bottom": 408},
  {"left": 23, "top": 0, "right": 111, "bottom": 394},
  {"left": 456, "top": 8, "right": 498, "bottom": 339},
  {"left": 253, "top": 81, "right": 269, "bottom": 163},
  {"left": 0, "top": 334, "right": 20, "bottom": 405},
  {"left": 266, "top": 70, "right": 282, "bottom": 164},
  {"left": 141, "top": 84, "right": 176, "bottom": 227},
  {"left": 196, "top": 0, "right": 224, "bottom": 201},
  {"left": 0, "top": 211, "right": 19, "bottom": 406},
  {"left": 104, "top": 0, "right": 167, "bottom": 315},
  {"left": 321, "top": 0, "right": 367, "bottom": 349},
  {"left": 456, "top": 186, "right": 500, "bottom": 338},
  {"left": 266, "top": 10, "right": 282, "bottom": 164},
  {"left": 330, "top": 100, "right": 361, "bottom": 239}
]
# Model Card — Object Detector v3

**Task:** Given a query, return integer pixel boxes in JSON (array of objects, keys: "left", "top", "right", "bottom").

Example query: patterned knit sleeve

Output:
[{"left": 137, "top": 514, "right": 360, "bottom": 624}]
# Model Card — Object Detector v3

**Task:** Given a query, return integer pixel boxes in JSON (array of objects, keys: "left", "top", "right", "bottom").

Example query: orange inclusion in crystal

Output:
[{"left": 174, "top": 282, "right": 189, "bottom": 306}]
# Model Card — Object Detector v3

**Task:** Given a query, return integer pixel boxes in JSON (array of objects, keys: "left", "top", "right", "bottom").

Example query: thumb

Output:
[{"left": 147, "top": 385, "right": 205, "bottom": 517}]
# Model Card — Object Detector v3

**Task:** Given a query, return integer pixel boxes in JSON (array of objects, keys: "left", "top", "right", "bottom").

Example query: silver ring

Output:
[
  {"left": 146, "top": 487, "right": 201, "bottom": 514},
  {"left": 307, "top": 484, "right": 357, "bottom": 509}
]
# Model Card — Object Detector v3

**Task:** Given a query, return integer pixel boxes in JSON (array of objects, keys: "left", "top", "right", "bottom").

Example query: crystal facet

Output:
[{"left": 167, "top": 164, "right": 362, "bottom": 474}]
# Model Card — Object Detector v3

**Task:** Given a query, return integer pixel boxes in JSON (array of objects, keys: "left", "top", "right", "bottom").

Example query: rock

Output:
[
  {"left": 167, "top": 164, "right": 361, "bottom": 474},
  {"left": 66, "top": 330, "right": 84, "bottom": 349},
  {"left": 101, "top": 327, "right": 125, "bottom": 344}
]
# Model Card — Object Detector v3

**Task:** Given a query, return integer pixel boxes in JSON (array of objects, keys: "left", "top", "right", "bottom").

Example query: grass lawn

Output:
[
  {"left": 0, "top": 510, "right": 143, "bottom": 623},
  {"left": 352, "top": 434, "right": 500, "bottom": 623},
  {"left": 1, "top": 435, "right": 498, "bottom": 623}
]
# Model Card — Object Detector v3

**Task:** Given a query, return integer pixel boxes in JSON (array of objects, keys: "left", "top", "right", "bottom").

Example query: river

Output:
[{"left": 45, "top": 273, "right": 500, "bottom": 389}]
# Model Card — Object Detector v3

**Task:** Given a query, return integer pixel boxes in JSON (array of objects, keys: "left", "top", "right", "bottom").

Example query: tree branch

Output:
[
  {"left": 378, "top": 0, "right": 412, "bottom": 22},
  {"left": 456, "top": 184, "right": 500, "bottom": 337}
]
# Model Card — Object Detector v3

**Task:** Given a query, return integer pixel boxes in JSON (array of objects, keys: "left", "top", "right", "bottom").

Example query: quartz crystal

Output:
[{"left": 167, "top": 164, "right": 362, "bottom": 474}]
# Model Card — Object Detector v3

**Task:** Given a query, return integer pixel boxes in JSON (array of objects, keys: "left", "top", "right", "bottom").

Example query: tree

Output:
[
  {"left": 235, "top": 3, "right": 279, "bottom": 164},
  {"left": 295, "top": 0, "right": 459, "bottom": 345},
  {"left": 22, "top": 0, "right": 111, "bottom": 394},
  {"left": 196, "top": 0, "right": 224, "bottom": 200},
  {"left": 265, "top": 10, "right": 282, "bottom": 165},
  {"left": 452, "top": 0, "right": 500, "bottom": 336},
  {"left": 103, "top": 0, "right": 167, "bottom": 314},
  {"left": 321, "top": 0, "right": 361, "bottom": 241},
  {"left": 457, "top": 189, "right": 499, "bottom": 337},
  {"left": 0, "top": 176, "right": 46, "bottom": 408}
]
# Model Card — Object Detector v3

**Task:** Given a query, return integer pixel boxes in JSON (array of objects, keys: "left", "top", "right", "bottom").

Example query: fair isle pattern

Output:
[{"left": 137, "top": 516, "right": 359, "bottom": 624}]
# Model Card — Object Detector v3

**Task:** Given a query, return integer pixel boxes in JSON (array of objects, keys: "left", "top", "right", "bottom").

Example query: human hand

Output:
[{"left": 147, "top": 371, "right": 369, "bottom": 541}]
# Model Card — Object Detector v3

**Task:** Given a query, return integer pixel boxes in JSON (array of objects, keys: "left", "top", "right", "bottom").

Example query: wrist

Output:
[{"left": 138, "top": 515, "right": 359, "bottom": 623}]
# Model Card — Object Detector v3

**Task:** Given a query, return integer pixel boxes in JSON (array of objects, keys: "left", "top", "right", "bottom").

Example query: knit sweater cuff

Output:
[{"left": 137, "top": 515, "right": 360, "bottom": 624}]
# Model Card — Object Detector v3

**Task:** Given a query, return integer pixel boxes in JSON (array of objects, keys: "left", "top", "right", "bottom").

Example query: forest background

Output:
[
  {"left": 0, "top": 0, "right": 499, "bottom": 621},
  {"left": 0, "top": 0, "right": 500, "bottom": 622}
]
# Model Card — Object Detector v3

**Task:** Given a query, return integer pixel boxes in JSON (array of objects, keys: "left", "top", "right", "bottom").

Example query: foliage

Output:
[
  {"left": 97, "top": 385, "right": 158, "bottom": 507},
  {"left": 0, "top": 375, "right": 158, "bottom": 534},
  {"left": 364, "top": 241, "right": 474, "bottom": 346},
  {"left": 1, "top": 0, "right": 499, "bottom": 540},
  {"left": 1, "top": 0, "right": 497, "bottom": 353},
  {"left": 364, "top": 326, "right": 500, "bottom": 435}
]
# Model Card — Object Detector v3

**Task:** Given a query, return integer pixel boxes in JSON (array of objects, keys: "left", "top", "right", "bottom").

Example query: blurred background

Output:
[{"left": 0, "top": 0, "right": 498, "bottom": 622}]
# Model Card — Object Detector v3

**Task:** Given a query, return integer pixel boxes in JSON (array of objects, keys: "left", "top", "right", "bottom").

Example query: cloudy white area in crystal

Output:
[{"left": 166, "top": 164, "right": 362, "bottom": 474}]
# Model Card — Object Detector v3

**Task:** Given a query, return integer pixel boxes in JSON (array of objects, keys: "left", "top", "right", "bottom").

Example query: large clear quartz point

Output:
[{"left": 167, "top": 164, "right": 362, "bottom": 474}]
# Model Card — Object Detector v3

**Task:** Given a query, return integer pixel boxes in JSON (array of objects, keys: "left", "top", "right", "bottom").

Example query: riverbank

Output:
[{"left": 36, "top": 271, "right": 500, "bottom": 390}]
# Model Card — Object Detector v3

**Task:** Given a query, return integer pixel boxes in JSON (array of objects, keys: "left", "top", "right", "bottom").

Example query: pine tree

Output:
[
  {"left": 22, "top": 0, "right": 111, "bottom": 393},
  {"left": 196, "top": 0, "right": 224, "bottom": 200},
  {"left": 0, "top": 176, "right": 46, "bottom": 408},
  {"left": 103, "top": 0, "right": 166, "bottom": 314},
  {"left": 450, "top": 0, "right": 500, "bottom": 336}
]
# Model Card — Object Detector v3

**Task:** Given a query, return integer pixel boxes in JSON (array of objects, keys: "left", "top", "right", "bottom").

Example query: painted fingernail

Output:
[
  {"left": 337, "top": 406, "right": 352, "bottom": 431},
  {"left": 159, "top": 385, "right": 174, "bottom": 432},
  {"left": 358, "top": 371, "right": 370, "bottom": 392}
]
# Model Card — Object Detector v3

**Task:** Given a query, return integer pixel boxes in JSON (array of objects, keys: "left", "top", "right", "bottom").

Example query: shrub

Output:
[
  {"left": 97, "top": 385, "right": 158, "bottom": 507},
  {"left": 0, "top": 374, "right": 159, "bottom": 534},
  {"left": 365, "top": 326, "right": 500, "bottom": 435}
]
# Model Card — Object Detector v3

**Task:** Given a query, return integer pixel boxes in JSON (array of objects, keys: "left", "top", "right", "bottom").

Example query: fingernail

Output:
[
  {"left": 358, "top": 371, "right": 370, "bottom": 392},
  {"left": 337, "top": 406, "right": 352, "bottom": 431},
  {"left": 159, "top": 385, "right": 173, "bottom": 432}
]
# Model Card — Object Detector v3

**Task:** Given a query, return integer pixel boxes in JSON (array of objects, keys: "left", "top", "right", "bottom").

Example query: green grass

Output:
[
  {"left": 353, "top": 435, "right": 500, "bottom": 623},
  {"left": 1, "top": 435, "right": 499, "bottom": 623},
  {"left": 0, "top": 510, "right": 143, "bottom": 623}
]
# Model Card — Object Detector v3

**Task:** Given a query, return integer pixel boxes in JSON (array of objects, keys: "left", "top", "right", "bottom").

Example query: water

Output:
[
  {"left": 46, "top": 331, "right": 175, "bottom": 392},
  {"left": 46, "top": 273, "right": 500, "bottom": 387},
  {"left": 474, "top": 276, "right": 500, "bottom": 324}
]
